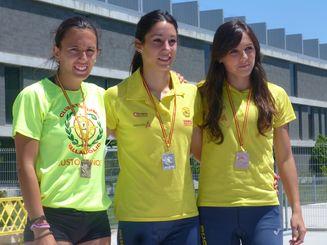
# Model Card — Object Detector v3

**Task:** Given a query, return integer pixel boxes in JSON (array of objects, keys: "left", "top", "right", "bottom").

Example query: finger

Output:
[
  {"left": 291, "top": 228, "right": 299, "bottom": 241},
  {"left": 296, "top": 229, "right": 306, "bottom": 244}
]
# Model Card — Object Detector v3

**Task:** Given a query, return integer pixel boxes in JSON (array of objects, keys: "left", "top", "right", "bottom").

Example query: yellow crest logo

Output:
[{"left": 182, "top": 107, "right": 190, "bottom": 117}]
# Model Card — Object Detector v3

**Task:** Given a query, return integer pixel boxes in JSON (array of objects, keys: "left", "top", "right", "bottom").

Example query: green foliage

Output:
[
  {"left": 0, "top": 190, "right": 7, "bottom": 198},
  {"left": 310, "top": 134, "right": 327, "bottom": 176},
  {"left": 320, "top": 165, "right": 327, "bottom": 177}
]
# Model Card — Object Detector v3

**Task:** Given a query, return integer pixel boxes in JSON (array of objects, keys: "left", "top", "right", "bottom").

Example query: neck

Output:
[
  {"left": 142, "top": 67, "right": 171, "bottom": 99},
  {"left": 55, "top": 73, "right": 82, "bottom": 91},
  {"left": 227, "top": 76, "right": 251, "bottom": 91}
]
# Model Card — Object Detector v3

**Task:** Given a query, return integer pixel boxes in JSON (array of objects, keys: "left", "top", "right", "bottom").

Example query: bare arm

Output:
[
  {"left": 15, "top": 133, "right": 43, "bottom": 218},
  {"left": 107, "top": 128, "right": 116, "bottom": 138},
  {"left": 191, "top": 127, "right": 202, "bottom": 161},
  {"left": 273, "top": 125, "right": 306, "bottom": 244},
  {"left": 15, "top": 133, "right": 55, "bottom": 243}
]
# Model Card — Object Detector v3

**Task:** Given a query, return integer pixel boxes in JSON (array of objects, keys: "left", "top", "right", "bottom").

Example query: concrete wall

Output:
[
  {"left": 0, "top": 65, "right": 5, "bottom": 125},
  {"left": 290, "top": 104, "right": 301, "bottom": 139},
  {"left": 297, "top": 65, "right": 327, "bottom": 102},
  {"left": 172, "top": 1, "right": 199, "bottom": 27},
  {"left": 262, "top": 56, "right": 291, "bottom": 93}
]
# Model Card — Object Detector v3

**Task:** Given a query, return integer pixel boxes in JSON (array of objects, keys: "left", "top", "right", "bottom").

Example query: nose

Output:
[
  {"left": 78, "top": 50, "right": 88, "bottom": 60},
  {"left": 163, "top": 40, "right": 170, "bottom": 50},
  {"left": 240, "top": 50, "right": 248, "bottom": 60}
]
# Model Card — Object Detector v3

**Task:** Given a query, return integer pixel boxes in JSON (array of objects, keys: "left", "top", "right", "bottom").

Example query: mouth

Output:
[
  {"left": 158, "top": 56, "right": 171, "bottom": 62},
  {"left": 74, "top": 64, "right": 88, "bottom": 72},
  {"left": 239, "top": 63, "right": 251, "bottom": 69}
]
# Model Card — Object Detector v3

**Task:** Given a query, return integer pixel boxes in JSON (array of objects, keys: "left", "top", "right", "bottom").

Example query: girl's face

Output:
[
  {"left": 53, "top": 28, "right": 98, "bottom": 83},
  {"left": 136, "top": 21, "right": 177, "bottom": 72},
  {"left": 220, "top": 32, "right": 256, "bottom": 83}
]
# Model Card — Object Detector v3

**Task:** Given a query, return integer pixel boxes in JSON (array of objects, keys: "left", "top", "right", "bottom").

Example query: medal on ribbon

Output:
[
  {"left": 142, "top": 73, "right": 177, "bottom": 171},
  {"left": 226, "top": 83, "right": 252, "bottom": 171}
]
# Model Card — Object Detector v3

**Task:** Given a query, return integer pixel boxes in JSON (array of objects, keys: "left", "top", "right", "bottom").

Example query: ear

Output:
[
  {"left": 97, "top": 48, "right": 102, "bottom": 56},
  {"left": 53, "top": 46, "right": 60, "bottom": 62},
  {"left": 134, "top": 38, "right": 143, "bottom": 53}
]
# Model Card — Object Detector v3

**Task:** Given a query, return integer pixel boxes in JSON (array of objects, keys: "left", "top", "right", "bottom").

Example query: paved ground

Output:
[
  {"left": 283, "top": 230, "right": 327, "bottom": 245},
  {"left": 1, "top": 229, "right": 325, "bottom": 244},
  {"left": 110, "top": 229, "right": 326, "bottom": 245}
]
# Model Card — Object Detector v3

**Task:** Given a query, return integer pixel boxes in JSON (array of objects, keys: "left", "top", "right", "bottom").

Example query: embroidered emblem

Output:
[
  {"left": 65, "top": 109, "right": 103, "bottom": 154},
  {"left": 182, "top": 107, "right": 190, "bottom": 117}
]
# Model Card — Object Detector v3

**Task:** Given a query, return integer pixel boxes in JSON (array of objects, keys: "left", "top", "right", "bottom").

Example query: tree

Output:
[{"left": 310, "top": 134, "right": 327, "bottom": 176}]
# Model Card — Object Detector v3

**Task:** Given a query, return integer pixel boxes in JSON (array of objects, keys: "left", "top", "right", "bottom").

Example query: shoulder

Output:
[
  {"left": 13, "top": 78, "right": 55, "bottom": 115},
  {"left": 104, "top": 78, "right": 131, "bottom": 105},
  {"left": 105, "top": 78, "right": 128, "bottom": 97},
  {"left": 17, "top": 78, "right": 51, "bottom": 100},
  {"left": 267, "top": 81, "right": 288, "bottom": 97},
  {"left": 267, "top": 81, "right": 293, "bottom": 109},
  {"left": 170, "top": 71, "right": 197, "bottom": 94},
  {"left": 180, "top": 82, "right": 197, "bottom": 93},
  {"left": 83, "top": 82, "right": 105, "bottom": 94},
  {"left": 196, "top": 80, "right": 206, "bottom": 88}
]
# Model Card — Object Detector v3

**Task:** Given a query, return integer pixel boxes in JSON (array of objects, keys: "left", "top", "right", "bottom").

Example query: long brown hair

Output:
[{"left": 199, "top": 20, "right": 276, "bottom": 144}]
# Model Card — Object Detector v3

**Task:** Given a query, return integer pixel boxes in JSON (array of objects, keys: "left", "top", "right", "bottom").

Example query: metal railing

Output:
[{"left": 0, "top": 197, "right": 26, "bottom": 244}]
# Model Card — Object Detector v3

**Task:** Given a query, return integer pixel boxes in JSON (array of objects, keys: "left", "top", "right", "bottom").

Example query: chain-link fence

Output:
[
  {"left": 281, "top": 145, "right": 327, "bottom": 230},
  {"left": 1, "top": 145, "right": 327, "bottom": 230}
]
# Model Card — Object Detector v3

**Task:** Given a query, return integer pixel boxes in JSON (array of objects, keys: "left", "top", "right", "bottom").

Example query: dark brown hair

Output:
[
  {"left": 130, "top": 10, "right": 178, "bottom": 73},
  {"left": 199, "top": 20, "right": 276, "bottom": 144},
  {"left": 54, "top": 15, "right": 100, "bottom": 49}
]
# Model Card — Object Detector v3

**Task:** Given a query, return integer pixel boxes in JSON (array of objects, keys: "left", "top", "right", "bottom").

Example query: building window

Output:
[
  {"left": 318, "top": 108, "right": 323, "bottom": 135},
  {"left": 289, "top": 63, "right": 298, "bottom": 97},
  {"left": 308, "top": 107, "right": 315, "bottom": 140},
  {"left": 5, "top": 67, "right": 21, "bottom": 123},
  {"left": 298, "top": 105, "right": 303, "bottom": 140}
]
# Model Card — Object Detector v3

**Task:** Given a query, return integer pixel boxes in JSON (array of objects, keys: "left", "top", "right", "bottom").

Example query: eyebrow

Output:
[{"left": 149, "top": 32, "right": 177, "bottom": 37}]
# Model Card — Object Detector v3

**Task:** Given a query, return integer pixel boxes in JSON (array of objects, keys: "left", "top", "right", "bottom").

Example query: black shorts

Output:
[{"left": 24, "top": 207, "right": 111, "bottom": 244}]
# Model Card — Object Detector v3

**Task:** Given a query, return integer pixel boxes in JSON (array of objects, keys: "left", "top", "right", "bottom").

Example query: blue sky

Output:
[{"left": 172, "top": 0, "right": 327, "bottom": 44}]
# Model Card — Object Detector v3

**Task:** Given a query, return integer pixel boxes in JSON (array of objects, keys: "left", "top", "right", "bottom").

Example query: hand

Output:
[
  {"left": 289, "top": 212, "right": 306, "bottom": 245},
  {"left": 273, "top": 173, "right": 280, "bottom": 191},
  {"left": 175, "top": 72, "right": 188, "bottom": 84}
]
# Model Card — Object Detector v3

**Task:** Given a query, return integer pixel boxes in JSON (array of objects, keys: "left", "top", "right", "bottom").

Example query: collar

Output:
[
  {"left": 224, "top": 80, "right": 251, "bottom": 95},
  {"left": 126, "top": 68, "right": 185, "bottom": 101}
]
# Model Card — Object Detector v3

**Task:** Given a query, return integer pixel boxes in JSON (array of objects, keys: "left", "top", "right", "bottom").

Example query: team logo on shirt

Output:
[
  {"left": 182, "top": 107, "right": 190, "bottom": 117},
  {"left": 64, "top": 108, "right": 103, "bottom": 154}
]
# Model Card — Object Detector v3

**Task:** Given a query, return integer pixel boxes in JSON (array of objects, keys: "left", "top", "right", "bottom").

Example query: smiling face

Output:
[
  {"left": 136, "top": 21, "right": 177, "bottom": 72},
  {"left": 220, "top": 32, "right": 256, "bottom": 86},
  {"left": 53, "top": 27, "right": 98, "bottom": 86}
]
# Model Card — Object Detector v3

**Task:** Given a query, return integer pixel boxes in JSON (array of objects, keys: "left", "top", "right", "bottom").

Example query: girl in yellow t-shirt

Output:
[
  {"left": 104, "top": 10, "right": 200, "bottom": 245},
  {"left": 13, "top": 16, "right": 111, "bottom": 244},
  {"left": 192, "top": 20, "right": 306, "bottom": 245}
]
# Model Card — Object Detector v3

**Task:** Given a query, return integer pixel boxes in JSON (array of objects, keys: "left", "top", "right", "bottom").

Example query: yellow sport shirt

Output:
[
  {"left": 12, "top": 78, "right": 111, "bottom": 211},
  {"left": 104, "top": 69, "right": 200, "bottom": 221},
  {"left": 197, "top": 81, "right": 296, "bottom": 207}
]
